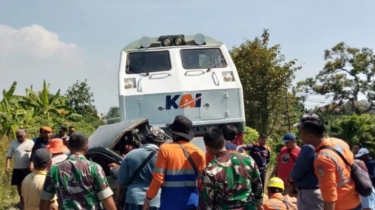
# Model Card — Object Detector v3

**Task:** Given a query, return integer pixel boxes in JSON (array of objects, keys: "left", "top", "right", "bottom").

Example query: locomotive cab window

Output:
[
  {"left": 180, "top": 48, "right": 227, "bottom": 69},
  {"left": 126, "top": 51, "right": 172, "bottom": 74}
]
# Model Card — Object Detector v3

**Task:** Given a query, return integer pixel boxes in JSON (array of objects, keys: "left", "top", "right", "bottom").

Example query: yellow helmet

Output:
[{"left": 267, "top": 177, "right": 285, "bottom": 190}]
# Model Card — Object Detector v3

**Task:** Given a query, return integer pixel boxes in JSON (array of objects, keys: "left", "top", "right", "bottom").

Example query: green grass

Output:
[{"left": 0, "top": 136, "right": 20, "bottom": 209}]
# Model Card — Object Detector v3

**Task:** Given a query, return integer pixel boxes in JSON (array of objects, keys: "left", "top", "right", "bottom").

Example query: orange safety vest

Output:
[
  {"left": 314, "top": 138, "right": 360, "bottom": 210},
  {"left": 263, "top": 193, "right": 297, "bottom": 210}
]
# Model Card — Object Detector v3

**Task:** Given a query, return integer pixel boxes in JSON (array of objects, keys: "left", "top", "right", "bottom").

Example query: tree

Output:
[
  {"left": 230, "top": 30, "right": 302, "bottom": 134},
  {"left": 65, "top": 79, "right": 98, "bottom": 118},
  {"left": 105, "top": 106, "right": 120, "bottom": 119},
  {"left": 297, "top": 42, "right": 375, "bottom": 115}
]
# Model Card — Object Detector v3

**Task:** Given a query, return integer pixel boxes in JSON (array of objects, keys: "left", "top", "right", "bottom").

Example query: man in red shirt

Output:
[{"left": 269, "top": 133, "right": 301, "bottom": 194}]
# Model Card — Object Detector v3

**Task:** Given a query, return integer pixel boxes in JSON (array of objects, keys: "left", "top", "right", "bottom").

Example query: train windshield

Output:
[
  {"left": 180, "top": 48, "right": 227, "bottom": 70},
  {"left": 126, "top": 51, "right": 172, "bottom": 74}
]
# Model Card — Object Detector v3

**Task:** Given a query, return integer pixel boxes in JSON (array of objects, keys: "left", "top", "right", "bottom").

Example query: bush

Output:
[
  {"left": 0, "top": 136, "right": 18, "bottom": 209},
  {"left": 331, "top": 114, "right": 375, "bottom": 154},
  {"left": 243, "top": 127, "right": 259, "bottom": 144}
]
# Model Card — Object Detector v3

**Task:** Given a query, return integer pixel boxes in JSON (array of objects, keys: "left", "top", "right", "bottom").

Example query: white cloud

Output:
[
  {"left": 0, "top": 24, "right": 78, "bottom": 59},
  {"left": 0, "top": 24, "right": 88, "bottom": 99},
  {"left": 0, "top": 24, "right": 119, "bottom": 113}
]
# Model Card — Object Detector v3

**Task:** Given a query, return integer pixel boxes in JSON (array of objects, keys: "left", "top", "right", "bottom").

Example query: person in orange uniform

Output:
[
  {"left": 143, "top": 115, "right": 206, "bottom": 210},
  {"left": 296, "top": 113, "right": 361, "bottom": 210},
  {"left": 263, "top": 177, "right": 297, "bottom": 210}
]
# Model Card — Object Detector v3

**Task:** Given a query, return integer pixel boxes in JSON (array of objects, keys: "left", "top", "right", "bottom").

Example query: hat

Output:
[
  {"left": 282, "top": 133, "right": 296, "bottom": 143},
  {"left": 42, "top": 126, "right": 52, "bottom": 133},
  {"left": 59, "top": 126, "right": 67, "bottom": 131},
  {"left": 46, "top": 138, "right": 69, "bottom": 154},
  {"left": 355, "top": 148, "right": 370, "bottom": 158},
  {"left": 268, "top": 177, "right": 285, "bottom": 190},
  {"left": 167, "top": 115, "right": 194, "bottom": 140},
  {"left": 33, "top": 148, "right": 52, "bottom": 167},
  {"left": 149, "top": 127, "right": 166, "bottom": 142}
]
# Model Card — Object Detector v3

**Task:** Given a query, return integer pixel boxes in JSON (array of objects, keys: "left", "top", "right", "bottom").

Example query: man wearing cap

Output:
[
  {"left": 355, "top": 148, "right": 375, "bottom": 186},
  {"left": 22, "top": 148, "right": 57, "bottom": 210},
  {"left": 30, "top": 126, "right": 53, "bottom": 171},
  {"left": 45, "top": 138, "right": 69, "bottom": 165},
  {"left": 269, "top": 133, "right": 301, "bottom": 194},
  {"left": 143, "top": 115, "right": 205, "bottom": 210},
  {"left": 40, "top": 133, "right": 116, "bottom": 210},
  {"left": 5, "top": 129, "right": 34, "bottom": 209},
  {"left": 117, "top": 127, "right": 167, "bottom": 210}
]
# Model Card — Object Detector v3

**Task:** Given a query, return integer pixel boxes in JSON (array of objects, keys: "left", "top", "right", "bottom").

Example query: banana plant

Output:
[
  {"left": 18, "top": 80, "right": 74, "bottom": 120},
  {"left": 0, "top": 82, "right": 26, "bottom": 136}
]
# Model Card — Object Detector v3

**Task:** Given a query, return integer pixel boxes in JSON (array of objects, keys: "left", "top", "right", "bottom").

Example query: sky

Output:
[{"left": 0, "top": 0, "right": 374, "bottom": 114}]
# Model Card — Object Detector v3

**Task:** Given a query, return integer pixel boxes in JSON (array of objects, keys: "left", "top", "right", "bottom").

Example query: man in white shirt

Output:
[{"left": 5, "top": 129, "right": 34, "bottom": 209}]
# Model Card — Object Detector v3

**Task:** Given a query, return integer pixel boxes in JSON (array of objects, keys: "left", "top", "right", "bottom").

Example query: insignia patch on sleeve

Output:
[{"left": 317, "top": 165, "right": 324, "bottom": 177}]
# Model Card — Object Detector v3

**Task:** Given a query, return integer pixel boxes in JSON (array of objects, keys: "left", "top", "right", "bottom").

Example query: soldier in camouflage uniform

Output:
[
  {"left": 199, "top": 128, "right": 264, "bottom": 210},
  {"left": 39, "top": 133, "right": 117, "bottom": 210}
]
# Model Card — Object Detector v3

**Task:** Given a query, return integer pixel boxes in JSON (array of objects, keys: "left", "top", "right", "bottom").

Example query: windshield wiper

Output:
[
  {"left": 126, "top": 64, "right": 149, "bottom": 76},
  {"left": 206, "top": 58, "right": 225, "bottom": 72}
]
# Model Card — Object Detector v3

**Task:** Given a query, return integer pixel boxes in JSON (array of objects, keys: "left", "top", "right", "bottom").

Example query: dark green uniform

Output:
[{"left": 199, "top": 151, "right": 263, "bottom": 210}]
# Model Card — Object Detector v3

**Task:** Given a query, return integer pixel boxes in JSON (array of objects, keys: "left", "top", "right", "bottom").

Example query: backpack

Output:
[{"left": 317, "top": 145, "right": 372, "bottom": 197}]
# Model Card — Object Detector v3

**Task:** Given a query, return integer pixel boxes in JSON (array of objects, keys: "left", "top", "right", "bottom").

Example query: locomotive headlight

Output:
[
  {"left": 223, "top": 73, "right": 233, "bottom": 82},
  {"left": 222, "top": 71, "right": 235, "bottom": 82},
  {"left": 161, "top": 38, "right": 172, "bottom": 46},
  {"left": 124, "top": 78, "right": 136, "bottom": 89},
  {"left": 159, "top": 35, "right": 185, "bottom": 46},
  {"left": 174, "top": 37, "right": 184, "bottom": 46}
]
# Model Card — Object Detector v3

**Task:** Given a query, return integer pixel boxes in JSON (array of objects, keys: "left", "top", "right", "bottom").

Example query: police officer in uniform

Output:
[{"left": 241, "top": 133, "right": 271, "bottom": 189}]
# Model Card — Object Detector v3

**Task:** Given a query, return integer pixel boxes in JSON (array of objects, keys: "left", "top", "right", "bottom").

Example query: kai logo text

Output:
[{"left": 166, "top": 93, "right": 202, "bottom": 110}]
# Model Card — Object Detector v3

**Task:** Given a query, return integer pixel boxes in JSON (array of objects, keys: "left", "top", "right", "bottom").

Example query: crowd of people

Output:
[{"left": 4, "top": 114, "right": 375, "bottom": 210}]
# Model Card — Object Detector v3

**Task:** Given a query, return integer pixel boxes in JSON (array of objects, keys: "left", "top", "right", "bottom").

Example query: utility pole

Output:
[{"left": 282, "top": 95, "right": 295, "bottom": 132}]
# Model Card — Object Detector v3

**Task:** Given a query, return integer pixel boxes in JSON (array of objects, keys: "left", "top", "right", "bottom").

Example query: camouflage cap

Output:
[{"left": 149, "top": 127, "right": 166, "bottom": 142}]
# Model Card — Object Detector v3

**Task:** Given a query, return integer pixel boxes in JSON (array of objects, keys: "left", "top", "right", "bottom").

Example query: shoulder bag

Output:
[
  {"left": 118, "top": 150, "right": 157, "bottom": 209},
  {"left": 177, "top": 143, "right": 198, "bottom": 177},
  {"left": 287, "top": 149, "right": 296, "bottom": 162},
  {"left": 317, "top": 145, "right": 372, "bottom": 197}
]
